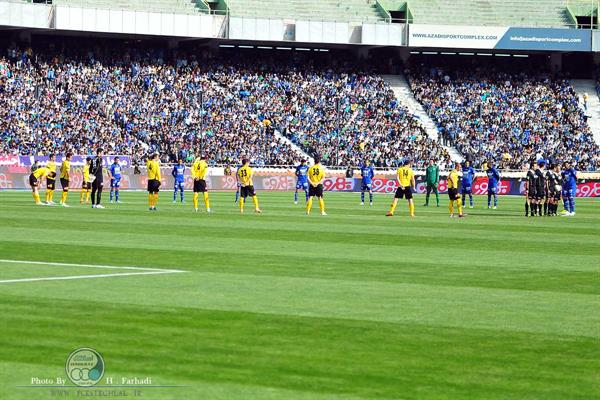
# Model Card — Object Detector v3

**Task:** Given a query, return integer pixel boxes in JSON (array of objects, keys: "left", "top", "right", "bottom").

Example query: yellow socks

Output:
[
  {"left": 148, "top": 194, "right": 158, "bottom": 207},
  {"left": 449, "top": 200, "right": 462, "bottom": 216},
  {"left": 306, "top": 197, "right": 313, "bottom": 213},
  {"left": 319, "top": 198, "right": 325, "bottom": 213},
  {"left": 203, "top": 192, "right": 210, "bottom": 210},
  {"left": 389, "top": 202, "right": 397, "bottom": 215},
  {"left": 33, "top": 192, "right": 40, "bottom": 204},
  {"left": 86, "top": 190, "right": 90, "bottom": 202},
  {"left": 61, "top": 191, "right": 68, "bottom": 204},
  {"left": 408, "top": 202, "right": 415, "bottom": 217},
  {"left": 47, "top": 189, "right": 54, "bottom": 202},
  {"left": 193, "top": 193, "right": 199, "bottom": 209},
  {"left": 252, "top": 196, "right": 259, "bottom": 211},
  {"left": 80, "top": 191, "right": 85, "bottom": 203},
  {"left": 239, "top": 198, "right": 245, "bottom": 212}
]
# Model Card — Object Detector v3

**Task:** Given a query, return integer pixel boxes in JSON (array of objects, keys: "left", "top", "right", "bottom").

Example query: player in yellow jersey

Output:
[
  {"left": 192, "top": 155, "right": 211, "bottom": 213},
  {"left": 237, "top": 159, "right": 261, "bottom": 214},
  {"left": 306, "top": 156, "right": 327, "bottom": 216},
  {"left": 80, "top": 157, "right": 92, "bottom": 204},
  {"left": 45, "top": 154, "right": 57, "bottom": 205},
  {"left": 387, "top": 159, "right": 416, "bottom": 217},
  {"left": 59, "top": 153, "right": 72, "bottom": 207},
  {"left": 447, "top": 162, "right": 464, "bottom": 218},
  {"left": 146, "top": 153, "right": 161, "bottom": 211},
  {"left": 29, "top": 167, "right": 55, "bottom": 205}
]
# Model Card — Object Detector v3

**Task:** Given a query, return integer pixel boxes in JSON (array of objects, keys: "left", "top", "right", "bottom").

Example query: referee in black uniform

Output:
[{"left": 90, "top": 148, "right": 105, "bottom": 209}]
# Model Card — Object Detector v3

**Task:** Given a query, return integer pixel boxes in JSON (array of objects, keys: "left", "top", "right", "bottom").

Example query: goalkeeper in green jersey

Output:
[{"left": 424, "top": 159, "right": 440, "bottom": 207}]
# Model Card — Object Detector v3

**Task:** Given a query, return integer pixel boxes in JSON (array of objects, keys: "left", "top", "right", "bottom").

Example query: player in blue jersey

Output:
[
  {"left": 461, "top": 160, "right": 475, "bottom": 208},
  {"left": 486, "top": 161, "right": 500, "bottom": 209},
  {"left": 294, "top": 159, "right": 309, "bottom": 204},
  {"left": 172, "top": 159, "right": 186, "bottom": 203},
  {"left": 560, "top": 161, "right": 578, "bottom": 216},
  {"left": 109, "top": 157, "right": 122, "bottom": 203},
  {"left": 360, "top": 161, "right": 375, "bottom": 206}
]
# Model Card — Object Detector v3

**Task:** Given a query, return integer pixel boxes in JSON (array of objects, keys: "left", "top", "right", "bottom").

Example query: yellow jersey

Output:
[
  {"left": 448, "top": 170, "right": 460, "bottom": 189},
  {"left": 33, "top": 167, "right": 50, "bottom": 179},
  {"left": 308, "top": 164, "right": 325, "bottom": 185},
  {"left": 60, "top": 160, "right": 70, "bottom": 180},
  {"left": 83, "top": 164, "right": 90, "bottom": 182},
  {"left": 46, "top": 160, "right": 56, "bottom": 180},
  {"left": 147, "top": 159, "right": 161, "bottom": 181},
  {"left": 237, "top": 165, "right": 253, "bottom": 186},
  {"left": 396, "top": 166, "right": 414, "bottom": 188},
  {"left": 192, "top": 159, "right": 208, "bottom": 180}
]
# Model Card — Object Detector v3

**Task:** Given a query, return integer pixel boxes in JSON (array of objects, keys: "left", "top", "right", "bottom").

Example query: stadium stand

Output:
[
  {"left": 222, "top": 0, "right": 384, "bottom": 21},
  {"left": 18, "top": 0, "right": 587, "bottom": 27},
  {"left": 408, "top": 65, "right": 600, "bottom": 171},
  {"left": 38, "top": 0, "right": 211, "bottom": 14},
  {"left": 277, "top": 72, "right": 450, "bottom": 168},
  {"left": 0, "top": 42, "right": 450, "bottom": 168},
  {"left": 395, "top": 0, "right": 571, "bottom": 27}
]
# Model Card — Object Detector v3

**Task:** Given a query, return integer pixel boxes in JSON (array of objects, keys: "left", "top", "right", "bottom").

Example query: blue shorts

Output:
[
  {"left": 361, "top": 183, "right": 372, "bottom": 192},
  {"left": 111, "top": 178, "right": 121, "bottom": 188},
  {"left": 461, "top": 185, "right": 472, "bottom": 194},
  {"left": 562, "top": 188, "right": 575, "bottom": 198},
  {"left": 174, "top": 181, "right": 184, "bottom": 189},
  {"left": 488, "top": 186, "right": 498, "bottom": 195},
  {"left": 296, "top": 181, "right": 309, "bottom": 190}
]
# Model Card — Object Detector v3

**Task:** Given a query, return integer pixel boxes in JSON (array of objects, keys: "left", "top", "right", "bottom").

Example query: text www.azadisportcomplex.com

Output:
[{"left": 412, "top": 33, "right": 498, "bottom": 40}]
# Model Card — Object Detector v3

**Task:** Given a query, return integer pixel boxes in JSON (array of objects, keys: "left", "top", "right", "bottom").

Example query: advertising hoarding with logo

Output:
[
  {"left": 409, "top": 24, "right": 591, "bottom": 52},
  {"left": 1, "top": 167, "right": 599, "bottom": 197}
]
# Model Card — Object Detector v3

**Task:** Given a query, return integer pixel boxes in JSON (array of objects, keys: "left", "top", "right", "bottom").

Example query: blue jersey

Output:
[
  {"left": 461, "top": 166, "right": 475, "bottom": 187},
  {"left": 361, "top": 165, "right": 375, "bottom": 185},
  {"left": 172, "top": 165, "right": 185, "bottom": 183},
  {"left": 109, "top": 163, "right": 122, "bottom": 178},
  {"left": 486, "top": 167, "right": 500, "bottom": 188},
  {"left": 296, "top": 164, "right": 309, "bottom": 184},
  {"left": 561, "top": 168, "right": 577, "bottom": 190}
]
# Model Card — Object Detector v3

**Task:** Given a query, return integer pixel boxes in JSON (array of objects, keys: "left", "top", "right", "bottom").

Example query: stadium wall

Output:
[
  {"left": 0, "top": 1, "right": 52, "bottom": 29},
  {"left": 2, "top": 1, "right": 596, "bottom": 52},
  {"left": 53, "top": 6, "right": 219, "bottom": 38},
  {"left": 593, "top": 30, "right": 600, "bottom": 51},
  {"left": 1, "top": 166, "right": 599, "bottom": 197}
]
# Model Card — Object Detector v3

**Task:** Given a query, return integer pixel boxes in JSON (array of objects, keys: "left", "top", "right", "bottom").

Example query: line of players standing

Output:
[
  {"left": 28, "top": 150, "right": 579, "bottom": 218},
  {"left": 525, "top": 160, "right": 578, "bottom": 217},
  {"left": 292, "top": 157, "right": 578, "bottom": 218}
]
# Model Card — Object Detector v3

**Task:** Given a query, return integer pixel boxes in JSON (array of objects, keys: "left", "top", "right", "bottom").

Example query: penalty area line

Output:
[
  {"left": 0, "top": 259, "right": 186, "bottom": 284},
  {"left": 0, "top": 259, "right": 185, "bottom": 273},
  {"left": 0, "top": 271, "right": 182, "bottom": 284}
]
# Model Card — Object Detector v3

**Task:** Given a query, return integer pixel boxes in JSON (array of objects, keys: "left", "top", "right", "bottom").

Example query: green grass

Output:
[{"left": 0, "top": 191, "right": 599, "bottom": 400}]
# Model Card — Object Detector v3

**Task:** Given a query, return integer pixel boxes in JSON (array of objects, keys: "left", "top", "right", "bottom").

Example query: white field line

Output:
[{"left": 0, "top": 259, "right": 186, "bottom": 284}]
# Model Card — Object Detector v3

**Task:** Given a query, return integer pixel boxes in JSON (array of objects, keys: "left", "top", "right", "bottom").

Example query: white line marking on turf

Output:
[
  {"left": 0, "top": 259, "right": 186, "bottom": 284},
  {"left": 0, "top": 259, "right": 184, "bottom": 273}
]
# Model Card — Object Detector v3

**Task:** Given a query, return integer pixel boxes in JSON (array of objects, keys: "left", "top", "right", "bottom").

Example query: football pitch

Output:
[{"left": 0, "top": 191, "right": 598, "bottom": 400}]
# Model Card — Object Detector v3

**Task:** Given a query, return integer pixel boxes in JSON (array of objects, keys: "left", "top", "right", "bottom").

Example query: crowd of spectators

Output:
[
  {"left": 0, "top": 41, "right": 449, "bottom": 168},
  {"left": 276, "top": 71, "right": 450, "bottom": 169},
  {"left": 0, "top": 45, "right": 301, "bottom": 166},
  {"left": 409, "top": 66, "right": 600, "bottom": 171},
  {"left": 7, "top": 42, "right": 597, "bottom": 171}
]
